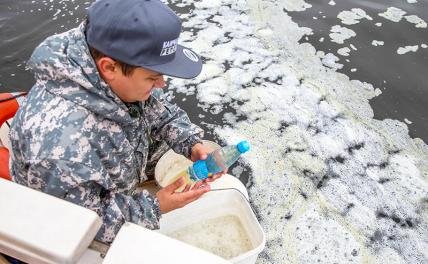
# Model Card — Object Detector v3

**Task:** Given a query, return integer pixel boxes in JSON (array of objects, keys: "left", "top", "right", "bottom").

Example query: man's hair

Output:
[{"left": 88, "top": 46, "right": 137, "bottom": 76}]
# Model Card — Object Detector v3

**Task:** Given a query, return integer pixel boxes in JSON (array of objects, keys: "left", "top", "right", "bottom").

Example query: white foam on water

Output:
[
  {"left": 329, "top": 25, "right": 357, "bottom": 44},
  {"left": 407, "top": 0, "right": 417, "bottom": 3},
  {"left": 52, "top": 9, "right": 61, "bottom": 17},
  {"left": 168, "top": 0, "right": 428, "bottom": 263},
  {"left": 193, "top": 0, "right": 222, "bottom": 9},
  {"left": 231, "top": 165, "right": 245, "bottom": 178},
  {"left": 404, "top": 15, "right": 427, "bottom": 28},
  {"left": 321, "top": 53, "right": 344, "bottom": 70},
  {"left": 404, "top": 118, "right": 413, "bottom": 125},
  {"left": 337, "top": 8, "right": 373, "bottom": 25},
  {"left": 375, "top": 22, "right": 383, "bottom": 27},
  {"left": 378, "top": 7, "right": 406, "bottom": 22},
  {"left": 249, "top": 0, "right": 313, "bottom": 13},
  {"left": 374, "top": 88, "right": 382, "bottom": 96},
  {"left": 338, "top": 47, "right": 351, "bottom": 56},
  {"left": 328, "top": 0, "right": 336, "bottom": 6},
  {"left": 292, "top": 203, "right": 364, "bottom": 263},
  {"left": 279, "top": 0, "right": 312, "bottom": 12},
  {"left": 372, "top": 40, "right": 385, "bottom": 46},
  {"left": 27, "top": 0, "right": 90, "bottom": 27},
  {"left": 422, "top": 44, "right": 428, "bottom": 48},
  {"left": 397, "top": 45, "right": 419, "bottom": 54}
]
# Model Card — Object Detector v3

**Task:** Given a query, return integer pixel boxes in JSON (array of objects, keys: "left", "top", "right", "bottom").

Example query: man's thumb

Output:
[
  {"left": 200, "top": 152, "right": 207, "bottom": 160},
  {"left": 196, "top": 147, "right": 208, "bottom": 160}
]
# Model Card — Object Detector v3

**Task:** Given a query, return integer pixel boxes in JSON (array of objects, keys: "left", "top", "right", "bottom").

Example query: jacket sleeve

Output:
[
  {"left": 15, "top": 158, "right": 161, "bottom": 244},
  {"left": 144, "top": 88, "right": 204, "bottom": 159}
]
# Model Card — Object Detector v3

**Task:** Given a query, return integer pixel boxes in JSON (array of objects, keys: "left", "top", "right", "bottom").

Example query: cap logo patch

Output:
[
  {"left": 160, "top": 39, "right": 178, "bottom": 56},
  {"left": 183, "top": 48, "right": 199, "bottom": 62}
]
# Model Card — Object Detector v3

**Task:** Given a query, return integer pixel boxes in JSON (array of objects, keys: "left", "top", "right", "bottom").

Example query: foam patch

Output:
[{"left": 168, "top": 0, "right": 428, "bottom": 263}]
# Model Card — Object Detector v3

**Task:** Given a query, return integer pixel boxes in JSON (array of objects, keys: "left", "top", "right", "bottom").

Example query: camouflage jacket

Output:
[{"left": 9, "top": 22, "right": 203, "bottom": 243}]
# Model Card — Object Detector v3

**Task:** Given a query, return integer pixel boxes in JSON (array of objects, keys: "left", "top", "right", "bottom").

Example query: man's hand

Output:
[
  {"left": 156, "top": 176, "right": 210, "bottom": 214},
  {"left": 190, "top": 142, "right": 209, "bottom": 162},
  {"left": 190, "top": 142, "right": 226, "bottom": 182}
]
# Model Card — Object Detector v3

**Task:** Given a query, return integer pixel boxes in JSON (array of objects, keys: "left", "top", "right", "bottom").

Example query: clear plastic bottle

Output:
[
  {"left": 190, "top": 140, "right": 250, "bottom": 181},
  {"left": 168, "top": 141, "right": 250, "bottom": 191}
]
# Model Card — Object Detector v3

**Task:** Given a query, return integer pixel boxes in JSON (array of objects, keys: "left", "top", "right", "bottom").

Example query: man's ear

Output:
[{"left": 96, "top": 57, "right": 118, "bottom": 81}]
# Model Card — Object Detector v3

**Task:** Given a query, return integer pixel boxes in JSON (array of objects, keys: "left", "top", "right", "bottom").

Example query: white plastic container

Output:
[
  {"left": 158, "top": 189, "right": 266, "bottom": 264},
  {"left": 103, "top": 222, "right": 231, "bottom": 264},
  {"left": 154, "top": 140, "right": 264, "bottom": 263}
]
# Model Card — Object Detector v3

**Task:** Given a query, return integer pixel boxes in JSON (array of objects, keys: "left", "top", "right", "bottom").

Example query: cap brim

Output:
[{"left": 142, "top": 45, "right": 202, "bottom": 79}]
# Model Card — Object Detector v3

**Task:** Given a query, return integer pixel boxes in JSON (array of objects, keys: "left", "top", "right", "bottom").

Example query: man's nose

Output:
[{"left": 154, "top": 76, "right": 166, "bottom": 88}]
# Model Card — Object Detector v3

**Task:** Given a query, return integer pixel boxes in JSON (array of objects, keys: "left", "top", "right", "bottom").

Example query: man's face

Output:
[{"left": 109, "top": 66, "right": 166, "bottom": 102}]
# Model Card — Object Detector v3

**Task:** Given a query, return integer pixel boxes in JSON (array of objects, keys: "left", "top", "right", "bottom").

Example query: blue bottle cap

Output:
[
  {"left": 237, "top": 141, "right": 250, "bottom": 153},
  {"left": 192, "top": 160, "right": 209, "bottom": 180}
]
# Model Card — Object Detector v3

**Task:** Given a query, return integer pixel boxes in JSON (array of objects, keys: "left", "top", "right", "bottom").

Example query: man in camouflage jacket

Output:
[{"left": 9, "top": 0, "right": 215, "bottom": 243}]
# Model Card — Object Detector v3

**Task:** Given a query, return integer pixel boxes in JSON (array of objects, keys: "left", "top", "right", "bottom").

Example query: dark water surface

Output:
[
  {"left": 287, "top": 0, "right": 427, "bottom": 142},
  {"left": 1, "top": 0, "right": 427, "bottom": 144},
  {"left": 0, "top": 0, "right": 90, "bottom": 90}
]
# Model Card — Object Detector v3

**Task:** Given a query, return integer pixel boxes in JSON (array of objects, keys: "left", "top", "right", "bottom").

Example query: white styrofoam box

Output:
[
  {"left": 0, "top": 178, "right": 102, "bottom": 264},
  {"left": 102, "top": 222, "right": 231, "bottom": 264},
  {"left": 159, "top": 190, "right": 266, "bottom": 264}
]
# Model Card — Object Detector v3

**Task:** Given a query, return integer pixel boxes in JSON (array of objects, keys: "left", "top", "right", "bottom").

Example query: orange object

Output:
[
  {"left": 0, "top": 147, "right": 10, "bottom": 180},
  {"left": 0, "top": 93, "right": 20, "bottom": 126},
  {"left": 0, "top": 92, "right": 26, "bottom": 180}
]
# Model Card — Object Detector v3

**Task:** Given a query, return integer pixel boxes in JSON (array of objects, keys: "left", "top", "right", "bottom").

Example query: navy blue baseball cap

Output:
[{"left": 86, "top": 0, "right": 202, "bottom": 79}]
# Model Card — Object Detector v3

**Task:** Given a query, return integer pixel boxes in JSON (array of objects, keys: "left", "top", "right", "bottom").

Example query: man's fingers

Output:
[
  {"left": 180, "top": 184, "right": 210, "bottom": 202},
  {"left": 205, "top": 172, "right": 225, "bottom": 182},
  {"left": 199, "top": 151, "right": 208, "bottom": 160},
  {"left": 190, "top": 143, "right": 209, "bottom": 161},
  {"left": 183, "top": 184, "right": 191, "bottom": 192},
  {"left": 195, "top": 147, "right": 207, "bottom": 159},
  {"left": 191, "top": 181, "right": 205, "bottom": 190},
  {"left": 213, "top": 173, "right": 223, "bottom": 180},
  {"left": 165, "top": 177, "right": 185, "bottom": 192},
  {"left": 157, "top": 179, "right": 211, "bottom": 214}
]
